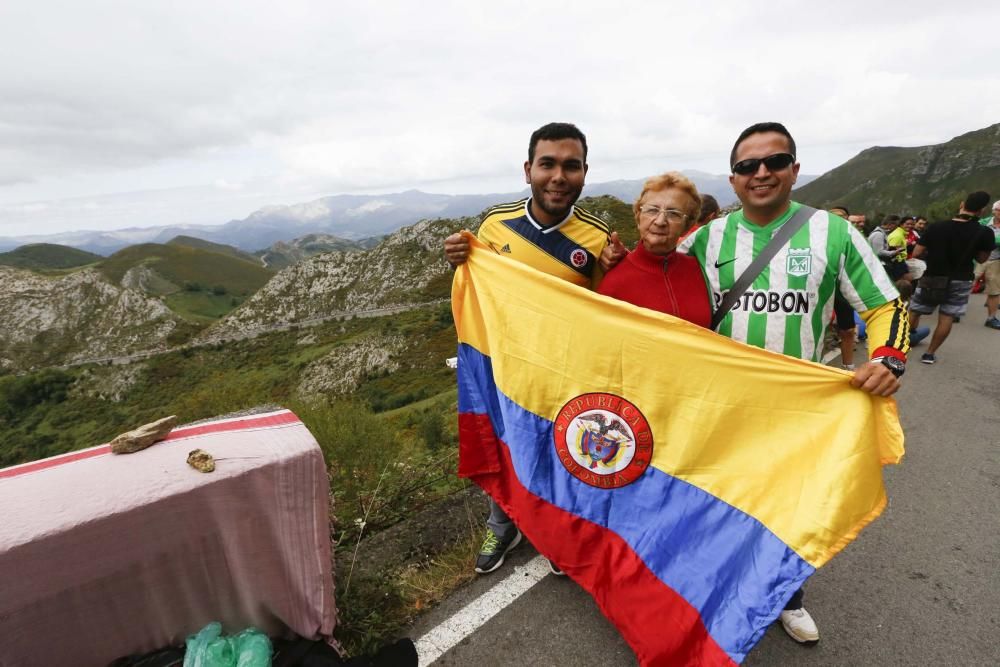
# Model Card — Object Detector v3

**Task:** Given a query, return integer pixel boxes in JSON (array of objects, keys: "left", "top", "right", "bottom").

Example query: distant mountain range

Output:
[
  {"left": 0, "top": 172, "right": 798, "bottom": 255},
  {"left": 0, "top": 190, "right": 488, "bottom": 255},
  {"left": 794, "top": 123, "right": 1000, "bottom": 216},
  {"left": 23, "top": 119, "right": 1000, "bottom": 260}
]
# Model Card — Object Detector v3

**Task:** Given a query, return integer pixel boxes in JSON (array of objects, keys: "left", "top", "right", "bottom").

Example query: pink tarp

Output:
[{"left": 0, "top": 409, "right": 336, "bottom": 667}]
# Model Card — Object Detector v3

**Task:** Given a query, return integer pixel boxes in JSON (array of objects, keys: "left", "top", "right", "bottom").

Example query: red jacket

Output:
[{"left": 597, "top": 242, "right": 712, "bottom": 328}]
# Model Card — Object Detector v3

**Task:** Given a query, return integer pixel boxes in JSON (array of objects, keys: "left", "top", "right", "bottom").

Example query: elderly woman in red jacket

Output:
[{"left": 598, "top": 172, "right": 712, "bottom": 328}]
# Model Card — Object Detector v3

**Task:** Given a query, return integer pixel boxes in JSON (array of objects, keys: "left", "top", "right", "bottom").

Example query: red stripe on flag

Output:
[
  {"left": 0, "top": 410, "right": 302, "bottom": 480},
  {"left": 460, "top": 412, "right": 736, "bottom": 667}
]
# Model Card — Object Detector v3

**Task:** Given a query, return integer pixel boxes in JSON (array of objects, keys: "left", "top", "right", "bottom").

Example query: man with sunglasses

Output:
[{"left": 675, "top": 122, "right": 910, "bottom": 645}]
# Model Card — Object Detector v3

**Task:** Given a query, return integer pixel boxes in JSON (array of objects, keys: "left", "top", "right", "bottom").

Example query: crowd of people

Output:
[
  {"left": 442, "top": 120, "right": 945, "bottom": 648},
  {"left": 852, "top": 194, "right": 998, "bottom": 364}
]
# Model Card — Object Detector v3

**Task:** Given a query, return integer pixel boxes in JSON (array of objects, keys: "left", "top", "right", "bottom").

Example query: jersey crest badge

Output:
[
  {"left": 786, "top": 248, "right": 812, "bottom": 276},
  {"left": 570, "top": 248, "right": 589, "bottom": 268},
  {"left": 553, "top": 393, "right": 653, "bottom": 489}
]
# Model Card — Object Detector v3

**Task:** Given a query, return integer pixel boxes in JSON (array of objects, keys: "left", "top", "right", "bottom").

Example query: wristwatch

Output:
[{"left": 870, "top": 356, "right": 905, "bottom": 378}]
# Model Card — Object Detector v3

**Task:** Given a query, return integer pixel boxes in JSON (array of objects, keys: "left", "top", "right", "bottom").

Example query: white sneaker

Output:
[{"left": 779, "top": 607, "right": 819, "bottom": 644}]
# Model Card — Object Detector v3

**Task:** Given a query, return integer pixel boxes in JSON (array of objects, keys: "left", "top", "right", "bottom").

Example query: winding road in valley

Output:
[{"left": 56, "top": 299, "right": 448, "bottom": 370}]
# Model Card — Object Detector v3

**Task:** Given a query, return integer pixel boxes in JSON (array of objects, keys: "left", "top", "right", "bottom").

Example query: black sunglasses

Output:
[{"left": 731, "top": 152, "right": 795, "bottom": 176}]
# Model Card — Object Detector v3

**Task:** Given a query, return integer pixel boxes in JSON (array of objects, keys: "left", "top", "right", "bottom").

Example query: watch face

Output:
[{"left": 883, "top": 357, "right": 905, "bottom": 376}]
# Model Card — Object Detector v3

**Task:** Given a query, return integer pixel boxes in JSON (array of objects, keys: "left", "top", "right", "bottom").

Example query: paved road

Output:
[{"left": 408, "top": 293, "right": 999, "bottom": 666}]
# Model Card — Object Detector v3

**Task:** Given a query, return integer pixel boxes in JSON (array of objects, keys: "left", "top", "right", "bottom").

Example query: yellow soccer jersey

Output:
[{"left": 477, "top": 198, "right": 610, "bottom": 289}]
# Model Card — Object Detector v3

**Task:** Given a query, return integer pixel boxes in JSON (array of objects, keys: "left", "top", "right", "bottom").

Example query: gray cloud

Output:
[{"left": 1, "top": 0, "right": 999, "bottom": 235}]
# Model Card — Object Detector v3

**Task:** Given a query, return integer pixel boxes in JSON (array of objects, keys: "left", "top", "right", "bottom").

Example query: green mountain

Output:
[
  {"left": 794, "top": 123, "right": 1000, "bottom": 219},
  {"left": 98, "top": 242, "right": 275, "bottom": 321},
  {"left": 166, "top": 235, "right": 262, "bottom": 264},
  {"left": 0, "top": 243, "right": 102, "bottom": 271}
]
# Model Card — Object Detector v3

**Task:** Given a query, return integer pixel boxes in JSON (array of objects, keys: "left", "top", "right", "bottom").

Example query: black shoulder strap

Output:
[{"left": 711, "top": 205, "right": 818, "bottom": 331}]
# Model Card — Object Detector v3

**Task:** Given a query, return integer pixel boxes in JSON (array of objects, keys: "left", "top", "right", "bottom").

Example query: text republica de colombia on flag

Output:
[{"left": 452, "top": 234, "right": 904, "bottom": 666}]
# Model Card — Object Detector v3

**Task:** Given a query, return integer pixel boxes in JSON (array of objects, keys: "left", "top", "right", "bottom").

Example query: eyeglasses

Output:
[
  {"left": 638, "top": 205, "right": 689, "bottom": 224},
  {"left": 731, "top": 152, "right": 795, "bottom": 176}
]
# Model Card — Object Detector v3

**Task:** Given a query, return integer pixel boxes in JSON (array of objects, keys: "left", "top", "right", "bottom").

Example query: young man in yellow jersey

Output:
[{"left": 444, "top": 122, "right": 610, "bottom": 574}]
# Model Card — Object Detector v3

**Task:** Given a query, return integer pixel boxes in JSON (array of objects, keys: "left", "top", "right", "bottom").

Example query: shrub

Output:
[
  {"left": 0, "top": 369, "right": 73, "bottom": 419},
  {"left": 417, "top": 409, "right": 446, "bottom": 452}
]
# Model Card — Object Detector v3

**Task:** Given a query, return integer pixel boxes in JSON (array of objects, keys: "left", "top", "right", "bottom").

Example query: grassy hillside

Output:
[
  {"left": 0, "top": 302, "right": 456, "bottom": 467},
  {"left": 794, "top": 123, "right": 1000, "bottom": 218},
  {"left": 579, "top": 194, "right": 639, "bottom": 248},
  {"left": 100, "top": 242, "right": 273, "bottom": 291},
  {"left": 0, "top": 243, "right": 102, "bottom": 271},
  {"left": 97, "top": 242, "right": 274, "bottom": 319},
  {"left": 166, "top": 235, "right": 262, "bottom": 264}
]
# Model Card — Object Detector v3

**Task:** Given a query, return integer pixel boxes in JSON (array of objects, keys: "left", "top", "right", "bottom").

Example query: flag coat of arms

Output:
[{"left": 452, "top": 235, "right": 904, "bottom": 666}]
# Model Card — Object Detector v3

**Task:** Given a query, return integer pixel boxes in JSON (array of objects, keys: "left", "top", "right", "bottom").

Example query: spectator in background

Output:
[
  {"left": 679, "top": 193, "right": 720, "bottom": 241},
  {"left": 981, "top": 201, "right": 1000, "bottom": 329},
  {"left": 699, "top": 194, "right": 721, "bottom": 224},
  {"left": 869, "top": 215, "right": 906, "bottom": 279},
  {"left": 848, "top": 213, "right": 867, "bottom": 233},
  {"left": 887, "top": 217, "right": 914, "bottom": 281},
  {"left": 902, "top": 216, "right": 928, "bottom": 282},
  {"left": 903, "top": 217, "right": 920, "bottom": 257},
  {"left": 909, "top": 191, "right": 995, "bottom": 363}
]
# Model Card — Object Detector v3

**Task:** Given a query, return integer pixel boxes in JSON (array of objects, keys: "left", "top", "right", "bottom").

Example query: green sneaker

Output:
[{"left": 474, "top": 527, "right": 522, "bottom": 574}]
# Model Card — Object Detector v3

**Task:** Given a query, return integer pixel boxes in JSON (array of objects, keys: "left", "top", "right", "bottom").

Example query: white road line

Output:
[
  {"left": 822, "top": 348, "right": 840, "bottom": 365},
  {"left": 415, "top": 555, "right": 550, "bottom": 666}
]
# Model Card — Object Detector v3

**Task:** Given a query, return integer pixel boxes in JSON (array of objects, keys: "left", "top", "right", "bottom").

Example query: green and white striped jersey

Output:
[{"left": 679, "top": 202, "right": 899, "bottom": 362}]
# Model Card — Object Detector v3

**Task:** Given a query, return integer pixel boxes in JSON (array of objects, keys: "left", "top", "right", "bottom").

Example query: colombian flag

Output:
[{"left": 453, "top": 235, "right": 904, "bottom": 666}]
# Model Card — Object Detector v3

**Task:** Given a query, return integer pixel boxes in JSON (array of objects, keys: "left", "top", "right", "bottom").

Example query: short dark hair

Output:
[
  {"left": 882, "top": 214, "right": 901, "bottom": 227},
  {"left": 730, "top": 122, "right": 797, "bottom": 167},
  {"left": 830, "top": 205, "right": 850, "bottom": 217},
  {"left": 528, "top": 122, "right": 588, "bottom": 164},
  {"left": 699, "top": 194, "right": 720, "bottom": 223},
  {"left": 963, "top": 191, "right": 991, "bottom": 214}
]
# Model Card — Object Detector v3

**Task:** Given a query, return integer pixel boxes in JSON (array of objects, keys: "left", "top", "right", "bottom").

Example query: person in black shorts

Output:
[{"left": 909, "top": 191, "right": 995, "bottom": 364}]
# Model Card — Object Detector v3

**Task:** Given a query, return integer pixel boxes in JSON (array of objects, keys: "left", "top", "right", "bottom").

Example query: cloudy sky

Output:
[{"left": 1, "top": 0, "right": 998, "bottom": 237}]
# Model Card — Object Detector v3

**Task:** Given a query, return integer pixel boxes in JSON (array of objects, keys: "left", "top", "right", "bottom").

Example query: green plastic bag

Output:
[
  {"left": 234, "top": 628, "right": 272, "bottom": 667},
  {"left": 184, "top": 622, "right": 272, "bottom": 667}
]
